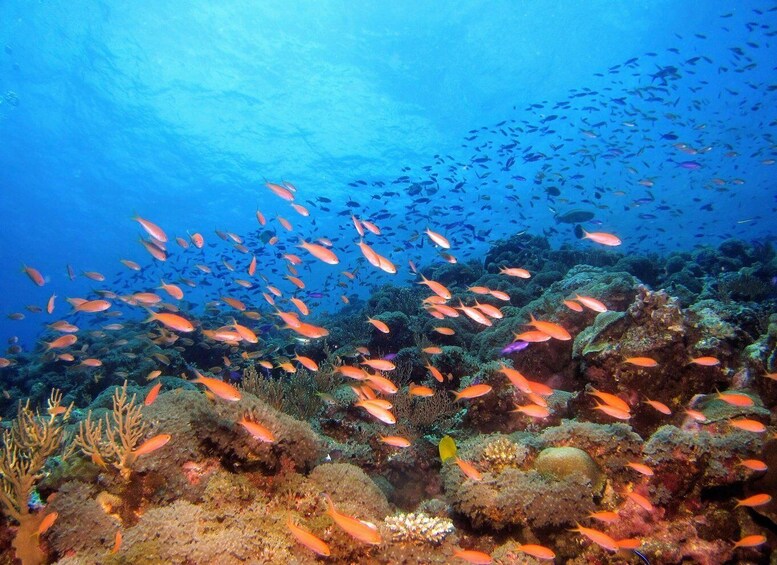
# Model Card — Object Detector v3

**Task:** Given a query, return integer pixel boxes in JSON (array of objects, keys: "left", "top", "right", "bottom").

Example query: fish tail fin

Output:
[{"left": 142, "top": 307, "right": 157, "bottom": 323}]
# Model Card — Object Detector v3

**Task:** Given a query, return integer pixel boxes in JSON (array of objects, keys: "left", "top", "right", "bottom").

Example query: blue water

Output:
[{"left": 1, "top": 1, "right": 776, "bottom": 348}]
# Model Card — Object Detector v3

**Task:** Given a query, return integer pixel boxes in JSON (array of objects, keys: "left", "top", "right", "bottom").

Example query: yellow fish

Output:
[{"left": 439, "top": 435, "right": 457, "bottom": 462}]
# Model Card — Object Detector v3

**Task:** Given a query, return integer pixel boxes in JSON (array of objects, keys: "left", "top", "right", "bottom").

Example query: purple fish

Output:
[
  {"left": 501, "top": 341, "right": 529, "bottom": 355},
  {"left": 677, "top": 160, "right": 702, "bottom": 170},
  {"left": 383, "top": 353, "right": 397, "bottom": 361}
]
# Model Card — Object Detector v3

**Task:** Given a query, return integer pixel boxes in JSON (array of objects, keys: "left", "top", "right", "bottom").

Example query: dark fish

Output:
[{"left": 555, "top": 210, "right": 595, "bottom": 224}]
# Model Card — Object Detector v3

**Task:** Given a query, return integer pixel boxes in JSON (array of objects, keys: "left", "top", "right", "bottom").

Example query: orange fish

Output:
[
  {"left": 324, "top": 494, "right": 381, "bottom": 545},
  {"left": 433, "top": 327, "right": 456, "bottom": 336},
  {"left": 499, "top": 266, "right": 531, "bottom": 278},
  {"left": 528, "top": 314, "right": 571, "bottom": 340},
  {"left": 625, "top": 356, "right": 659, "bottom": 367},
  {"left": 133, "top": 292, "right": 162, "bottom": 305},
  {"left": 222, "top": 296, "right": 247, "bottom": 311},
  {"left": 351, "top": 215, "right": 365, "bottom": 236},
  {"left": 120, "top": 259, "right": 141, "bottom": 271},
  {"left": 82, "top": 271, "right": 105, "bottom": 281},
  {"left": 293, "top": 355, "right": 319, "bottom": 372},
  {"left": 594, "top": 403, "right": 631, "bottom": 420},
  {"left": 569, "top": 523, "right": 619, "bottom": 551},
  {"left": 46, "top": 294, "right": 56, "bottom": 314},
  {"left": 626, "top": 491, "right": 653, "bottom": 512},
  {"left": 616, "top": 538, "right": 642, "bottom": 550},
  {"left": 735, "top": 493, "right": 771, "bottom": 507},
  {"left": 425, "top": 227, "right": 451, "bottom": 249},
  {"left": 299, "top": 240, "right": 339, "bottom": 265},
  {"left": 473, "top": 301, "right": 502, "bottom": 319},
  {"left": 716, "top": 391, "right": 753, "bottom": 407},
  {"left": 132, "top": 433, "right": 171, "bottom": 456},
  {"left": 71, "top": 299, "right": 111, "bottom": 313},
  {"left": 574, "top": 294, "right": 607, "bottom": 312},
  {"left": 517, "top": 543, "right": 555, "bottom": 560},
  {"left": 690, "top": 356, "right": 720, "bottom": 366},
  {"left": 144, "top": 383, "right": 162, "bottom": 406},
  {"left": 378, "top": 255, "right": 397, "bottom": 275},
  {"left": 288, "top": 202, "right": 309, "bottom": 217},
  {"left": 733, "top": 534, "right": 766, "bottom": 549},
  {"left": 587, "top": 388, "right": 630, "bottom": 413},
  {"left": 582, "top": 229, "right": 621, "bottom": 246},
  {"left": 266, "top": 181, "right": 295, "bottom": 202},
  {"left": 277, "top": 215, "right": 293, "bottom": 231},
  {"left": 729, "top": 419, "right": 766, "bottom": 433},
  {"left": 453, "top": 384, "right": 492, "bottom": 401},
  {"left": 563, "top": 299, "right": 584, "bottom": 312},
  {"left": 367, "top": 317, "right": 390, "bottom": 334},
  {"left": 190, "top": 232, "right": 204, "bottom": 248},
  {"left": 455, "top": 458, "right": 483, "bottom": 481},
  {"left": 138, "top": 237, "right": 166, "bottom": 261},
  {"left": 361, "top": 219, "right": 380, "bottom": 235},
  {"left": 354, "top": 400, "right": 396, "bottom": 424},
  {"left": 498, "top": 365, "right": 531, "bottom": 393},
  {"left": 489, "top": 289, "right": 510, "bottom": 301},
  {"left": 457, "top": 301, "right": 492, "bottom": 326},
  {"left": 685, "top": 409, "right": 708, "bottom": 422},
  {"left": 290, "top": 297, "right": 309, "bottom": 316},
  {"left": 23, "top": 264, "right": 45, "bottom": 286},
  {"left": 588, "top": 510, "right": 619, "bottom": 523},
  {"left": 286, "top": 518, "right": 330, "bottom": 556},
  {"left": 468, "top": 286, "right": 490, "bottom": 294},
  {"left": 36, "top": 512, "right": 58, "bottom": 535},
  {"left": 626, "top": 462, "right": 654, "bottom": 476},
  {"left": 739, "top": 459, "right": 768, "bottom": 472},
  {"left": 644, "top": 398, "right": 672, "bottom": 415},
  {"left": 159, "top": 280, "right": 184, "bottom": 300},
  {"left": 380, "top": 435, "right": 411, "bottom": 448},
  {"left": 111, "top": 530, "right": 122, "bottom": 554},
  {"left": 366, "top": 374, "right": 398, "bottom": 395},
  {"left": 45, "top": 334, "right": 77, "bottom": 350},
  {"left": 422, "top": 346, "right": 443, "bottom": 355},
  {"left": 426, "top": 364, "right": 445, "bottom": 383},
  {"left": 408, "top": 383, "right": 435, "bottom": 397},
  {"left": 361, "top": 359, "right": 396, "bottom": 371},
  {"left": 511, "top": 403, "right": 550, "bottom": 418},
  {"left": 418, "top": 274, "right": 451, "bottom": 300},
  {"left": 338, "top": 366, "right": 369, "bottom": 380},
  {"left": 513, "top": 330, "right": 552, "bottom": 343},
  {"left": 238, "top": 417, "right": 276, "bottom": 443},
  {"left": 452, "top": 549, "right": 492, "bottom": 564},
  {"left": 145, "top": 310, "right": 194, "bottom": 332},
  {"left": 192, "top": 374, "right": 241, "bottom": 401},
  {"left": 133, "top": 214, "right": 167, "bottom": 242}
]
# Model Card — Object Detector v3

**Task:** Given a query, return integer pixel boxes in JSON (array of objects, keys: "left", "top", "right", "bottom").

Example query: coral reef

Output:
[
  {"left": 384, "top": 512, "right": 454, "bottom": 544},
  {"left": 0, "top": 390, "right": 73, "bottom": 565}
]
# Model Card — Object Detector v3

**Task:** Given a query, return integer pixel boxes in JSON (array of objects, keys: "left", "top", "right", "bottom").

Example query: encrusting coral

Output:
[{"left": 0, "top": 389, "right": 73, "bottom": 565}]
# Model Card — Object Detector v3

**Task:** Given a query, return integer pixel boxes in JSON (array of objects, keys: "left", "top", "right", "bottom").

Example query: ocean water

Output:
[{"left": 0, "top": 2, "right": 776, "bottom": 564}]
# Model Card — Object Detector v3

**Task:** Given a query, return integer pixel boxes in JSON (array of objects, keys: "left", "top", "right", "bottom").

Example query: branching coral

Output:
[
  {"left": 74, "top": 381, "right": 150, "bottom": 480},
  {"left": 0, "top": 389, "right": 73, "bottom": 565},
  {"left": 384, "top": 512, "right": 454, "bottom": 544}
]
